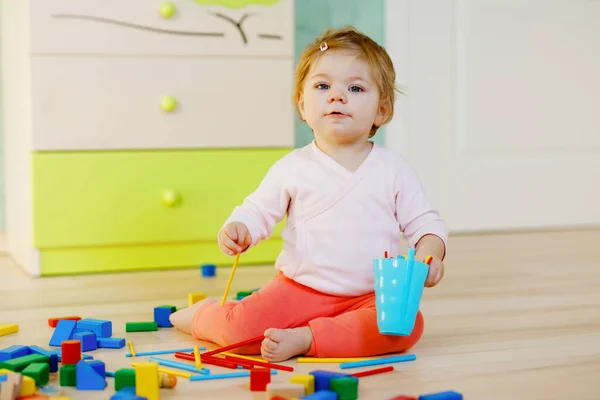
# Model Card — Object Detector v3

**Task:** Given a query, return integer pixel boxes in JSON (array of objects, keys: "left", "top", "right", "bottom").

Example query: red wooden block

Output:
[
  {"left": 269, "top": 397, "right": 287, "bottom": 400},
  {"left": 61, "top": 340, "right": 81, "bottom": 365},
  {"left": 47, "top": 316, "right": 81, "bottom": 327},
  {"left": 250, "top": 368, "right": 271, "bottom": 391}
]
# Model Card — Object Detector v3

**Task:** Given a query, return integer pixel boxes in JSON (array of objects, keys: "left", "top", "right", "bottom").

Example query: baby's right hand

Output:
[{"left": 218, "top": 222, "right": 252, "bottom": 256}]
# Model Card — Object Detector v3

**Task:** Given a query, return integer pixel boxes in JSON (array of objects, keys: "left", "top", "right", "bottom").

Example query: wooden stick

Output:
[
  {"left": 296, "top": 357, "right": 376, "bottom": 363},
  {"left": 350, "top": 365, "right": 394, "bottom": 378},
  {"left": 223, "top": 355, "right": 294, "bottom": 372},
  {"left": 221, "top": 253, "right": 240, "bottom": 306},
  {"left": 174, "top": 352, "right": 240, "bottom": 369},
  {"left": 202, "top": 335, "right": 264, "bottom": 356}
]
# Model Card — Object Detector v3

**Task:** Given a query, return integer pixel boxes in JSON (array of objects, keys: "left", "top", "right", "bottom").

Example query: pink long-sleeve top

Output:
[{"left": 223, "top": 141, "right": 448, "bottom": 297}]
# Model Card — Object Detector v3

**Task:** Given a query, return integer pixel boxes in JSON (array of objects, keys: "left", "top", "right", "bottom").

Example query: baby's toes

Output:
[{"left": 262, "top": 337, "right": 278, "bottom": 351}]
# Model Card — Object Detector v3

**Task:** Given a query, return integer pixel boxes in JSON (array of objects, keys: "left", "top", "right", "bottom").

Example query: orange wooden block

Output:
[{"left": 48, "top": 316, "right": 81, "bottom": 327}]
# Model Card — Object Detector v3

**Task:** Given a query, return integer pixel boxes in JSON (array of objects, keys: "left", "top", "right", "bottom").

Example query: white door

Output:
[{"left": 385, "top": 0, "right": 600, "bottom": 233}]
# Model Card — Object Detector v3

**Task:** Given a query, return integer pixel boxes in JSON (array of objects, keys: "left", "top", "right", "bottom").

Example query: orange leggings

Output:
[{"left": 191, "top": 272, "right": 424, "bottom": 357}]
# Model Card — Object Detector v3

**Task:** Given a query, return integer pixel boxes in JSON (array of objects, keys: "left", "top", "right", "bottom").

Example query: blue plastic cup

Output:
[{"left": 373, "top": 248, "right": 429, "bottom": 336}]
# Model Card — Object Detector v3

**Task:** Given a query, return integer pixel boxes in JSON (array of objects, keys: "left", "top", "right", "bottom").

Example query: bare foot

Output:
[
  {"left": 261, "top": 327, "right": 313, "bottom": 362},
  {"left": 169, "top": 298, "right": 217, "bottom": 334}
]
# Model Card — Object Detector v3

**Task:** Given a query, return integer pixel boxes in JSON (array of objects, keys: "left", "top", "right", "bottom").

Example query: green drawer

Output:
[{"left": 33, "top": 148, "right": 290, "bottom": 248}]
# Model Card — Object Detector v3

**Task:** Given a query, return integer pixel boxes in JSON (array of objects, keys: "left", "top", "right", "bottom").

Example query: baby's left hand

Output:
[{"left": 415, "top": 250, "right": 444, "bottom": 287}]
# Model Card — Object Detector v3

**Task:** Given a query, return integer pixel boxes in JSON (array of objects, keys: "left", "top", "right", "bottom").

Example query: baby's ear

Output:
[
  {"left": 298, "top": 93, "right": 306, "bottom": 120},
  {"left": 375, "top": 100, "right": 391, "bottom": 125}
]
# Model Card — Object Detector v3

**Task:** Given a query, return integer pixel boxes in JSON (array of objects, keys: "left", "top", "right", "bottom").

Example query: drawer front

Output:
[
  {"left": 31, "top": 57, "right": 294, "bottom": 150},
  {"left": 33, "top": 148, "right": 290, "bottom": 248},
  {"left": 31, "top": 0, "right": 293, "bottom": 57}
]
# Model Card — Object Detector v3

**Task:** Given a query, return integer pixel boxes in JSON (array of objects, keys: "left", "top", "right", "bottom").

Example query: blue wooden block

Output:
[
  {"left": 201, "top": 263, "right": 216, "bottom": 277},
  {"left": 28, "top": 346, "right": 59, "bottom": 373},
  {"left": 154, "top": 305, "right": 176, "bottom": 328},
  {"left": 0, "top": 345, "right": 30, "bottom": 361},
  {"left": 76, "top": 360, "right": 107, "bottom": 390},
  {"left": 301, "top": 391, "right": 338, "bottom": 399},
  {"left": 97, "top": 338, "right": 125, "bottom": 349},
  {"left": 88, "top": 360, "right": 106, "bottom": 378},
  {"left": 110, "top": 386, "right": 146, "bottom": 400},
  {"left": 76, "top": 319, "right": 112, "bottom": 338},
  {"left": 309, "top": 370, "right": 353, "bottom": 392},
  {"left": 49, "top": 320, "right": 77, "bottom": 347},
  {"left": 73, "top": 332, "right": 98, "bottom": 352},
  {"left": 419, "top": 390, "right": 463, "bottom": 400}
]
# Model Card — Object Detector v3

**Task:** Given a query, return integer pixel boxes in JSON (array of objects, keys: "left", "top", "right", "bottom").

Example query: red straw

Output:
[
  {"left": 351, "top": 365, "right": 394, "bottom": 378},
  {"left": 202, "top": 335, "right": 264, "bottom": 356},
  {"left": 223, "top": 355, "right": 294, "bottom": 372},
  {"left": 174, "top": 352, "right": 241, "bottom": 369}
]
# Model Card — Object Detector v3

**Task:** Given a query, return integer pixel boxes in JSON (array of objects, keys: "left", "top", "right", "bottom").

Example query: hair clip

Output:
[{"left": 320, "top": 42, "right": 328, "bottom": 52}]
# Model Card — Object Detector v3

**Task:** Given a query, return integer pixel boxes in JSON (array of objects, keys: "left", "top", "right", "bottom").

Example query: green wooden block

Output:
[
  {"left": 60, "top": 364, "right": 76, "bottom": 386},
  {"left": 330, "top": 376, "right": 359, "bottom": 400},
  {"left": 22, "top": 362, "right": 49, "bottom": 386},
  {"left": 236, "top": 290, "right": 254, "bottom": 300},
  {"left": 114, "top": 368, "right": 136, "bottom": 391},
  {"left": 0, "top": 353, "right": 49, "bottom": 372},
  {"left": 125, "top": 322, "right": 158, "bottom": 332}
]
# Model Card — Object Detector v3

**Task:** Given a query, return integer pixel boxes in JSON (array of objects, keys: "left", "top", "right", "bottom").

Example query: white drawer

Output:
[
  {"left": 31, "top": 0, "right": 293, "bottom": 58},
  {"left": 31, "top": 56, "right": 295, "bottom": 150}
]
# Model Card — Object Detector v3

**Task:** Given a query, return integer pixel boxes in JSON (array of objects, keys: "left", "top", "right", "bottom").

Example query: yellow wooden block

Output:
[
  {"left": 290, "top": 374, "right": 315, "bottom": 395},
  {"left": 135, "top": 362, "right": 160, "bottom": 400},
  {"left": 0, "top": 323, "right": 18, "bottom": 337},
  {"left": 19, "top": 375, "right": 36, "bottom": 397},
  {"left": 0, "top": 368, "right": 13, "bottom": 374},
  {"left": 266, "top": 382, "right": 305, "bottom": 399},
  {"left": 188, "top": 292, "right": 206, "bottom": 306}
]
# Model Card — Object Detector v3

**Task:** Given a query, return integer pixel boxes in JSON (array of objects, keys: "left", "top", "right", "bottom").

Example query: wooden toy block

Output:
[
  {"left": 0, "top": 345, "right": 29, "bottom": 362},
  {"left": 266, "top": 382, "right": 305, "bottom": 399},
  {"left": 0, "top": 371, "right": 22, "bottom": 399},
  {"left": 188, "top": 292, "right": 206, "bottom": 306},
  {"left": 76, "top": 360, "right": 107, "bottom": 391},
  {"left": 418, "top": 390, "right": 463, "bottom": 400},
  {"left": 300, "top": 391, "right": 338, "bottom": 399},
  {"left": 330, "top": 376, "right": 359, "bottom": 400},
  {"left": 0, "top": 324, "right": 18, "bottom": 337},
  {"left": 154, "top": 305, "right": 176, "bottom": 328},
  {"left": 236, "top": 290, "right": 254, "bottom": 300},
  {"left": 76, "top": 319, "right": 112, "bottom": 338},
  {"left": 19, "top": 375, "right": 36, "bottom": 397},
  {"left": 135, "top": 362, "right": 160, "bottom": 400},
  {"left": 59, "top": 364, "right": 76, "bottom": 386},
  {"left": 48, "top": 320, "right": 77, "bottom": 347},
  {"left": 290, "top": 373, "right": 315, "bottom": 395},
  {"left": 97, "top": 337, "right": 126, "bottom": 349},
  {"left": 0, "top": 353, "right": 49, "bottom": 372},
  {"left": 61, "top": 340, "right": 81, "bottom": 365},
  {"left": 308, "top": 370, "right": 353, "bottom": 392},
  {"left": 201, "top": 263, "right": 216, "bottom": 277},
  {"left": 250, "top": 367, "right": 271, "bottom": 391},
  {"left": 88, "top": 360, "right": 106, "bottom": 378},
  {"left": 21, "top": 362, "right": 49, "bottom": 386},
  {"left": 126, "top": 322, "right": 158, "bottom": 332},
  {"left": 27, "top": 346, "right": 59, "bottom": 373},
  {"left": 389, "top": 396, "right": 417, "bottom": 400},
  {"left": 114, "top": 368, "right": 136, "bottom": 391},
  {"left": 73, "top": 332, "right": 97, "bottom": 352},
  {"left": 110, "top": 386, "right": 144, "bottom": 400},
  {"left": 269, "top": 397, "right": 287, "bottom": 400},
  {"left": 48, "top": 316, "right": 81, "bottom": 328}
]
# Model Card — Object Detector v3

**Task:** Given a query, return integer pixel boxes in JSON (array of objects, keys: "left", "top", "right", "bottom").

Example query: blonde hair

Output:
[{"left": 294, "top": 26, "right": 401, "bottom": 138}]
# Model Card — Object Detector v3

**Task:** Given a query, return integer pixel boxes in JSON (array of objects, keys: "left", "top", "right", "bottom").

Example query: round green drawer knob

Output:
[
  {"left": 160, "top": 96, "right": 177, "bottom": 112},
  {"left": 162, "top": 190, "right": 181, "bottom": 207},
  {"left": 159, "top": 2, "right": 176, "bottom": 18}
]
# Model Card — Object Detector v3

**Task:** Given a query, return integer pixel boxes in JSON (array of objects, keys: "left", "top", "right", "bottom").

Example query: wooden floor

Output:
[{"left": 1, "top": 229, "right": 600, "bottom": 399}]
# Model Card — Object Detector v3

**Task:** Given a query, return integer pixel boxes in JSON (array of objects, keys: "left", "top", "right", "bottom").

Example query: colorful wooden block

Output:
[
  {"left": 28, "top": 346, "right": 59, "bottom": 372},
  {"left": 135, "top": 362, "right": 159, "bottom": 400},
  {"left": 154, "top": 305, "right": 176, "bottom": 328},
  {"left": 48, "top": 316, "right": 81, "bottom": 327},
  {"left": 250, "top": 367, "right": 271, "bottom": 391},
  {"left": 49, "top": 320, "right": 77, "bottom": 346},
  {"left": 59, "top": 364, "right": 76, "bottom": 386},
  {"left": 0, "top": 345, "right": 30, "bottom": 361},
  {"left": 330, "top": 376, "right": 359, "bottom": 400},
  {"left": 0, "top": 353, "right": 49, "bottom": 372},
  {"left": 290, "top": 373, "right": 315, "bottom": 395},
  {"left": 76, "top": 360, "right": 107, "bottom": 390},
  {"left": 188, "top": 292, "right": 206, "bottom": 306},
  {"left": 309, "top": 370, "right": 353, "bottom": 391},
  {"left": 0, "top": 371, "right": 22, "bottom": 399},
  {"left": 125, "top": 322, "right": 158, "bottom": 332},
  {"left": 19, "top": 375, "right": 37, "bottom": 397},
  {"left": 22, "top": 362, "right": 50, "bottom": 386},
  {"left": 0, "top": 324, "right": 18, "bottom": 337},
  {"left": 301, "top": 391, "right": 338, "bottom": 400},
  {"left": 265, "top": 382, "right": 305, "bottom": 398},
  {"left": 97, "top": 337, "right": 126, "bottom": 349},
  {"left": 88, "top": 360, "right": 106, "bottom": 378},
  {"left": 73, "top": 332, "right": 98, "bottom": 352},
  {"left": 236, "top": 290, "right": 254, "bottom": 300},
  {"left": 111, "top": 386, "right": 146, "bottom": 400},
  {"left": 76, "top": 319, "right": 112, "bottom": 338},
  {"left": 201, "top": 263, "right": 216, "bottom": 277},
  {"left": 114, "top": 368, "right": 136, "bottom": 391},
  {"left": 61, "top": 340, "right": 81, "bottom": 365},
  {"left": 418, "top": 390, "right": 463, "bottom": 400}
]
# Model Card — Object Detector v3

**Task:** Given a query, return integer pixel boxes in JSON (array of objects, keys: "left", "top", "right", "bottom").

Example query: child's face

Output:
[{"left": 299, "top": 50, "right": 387, "bottom": 144}]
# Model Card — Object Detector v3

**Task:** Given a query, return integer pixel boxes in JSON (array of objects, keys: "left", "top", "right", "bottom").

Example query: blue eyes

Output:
[{"left": 315, "top": 83, "right": 364, "bottom": 92}]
